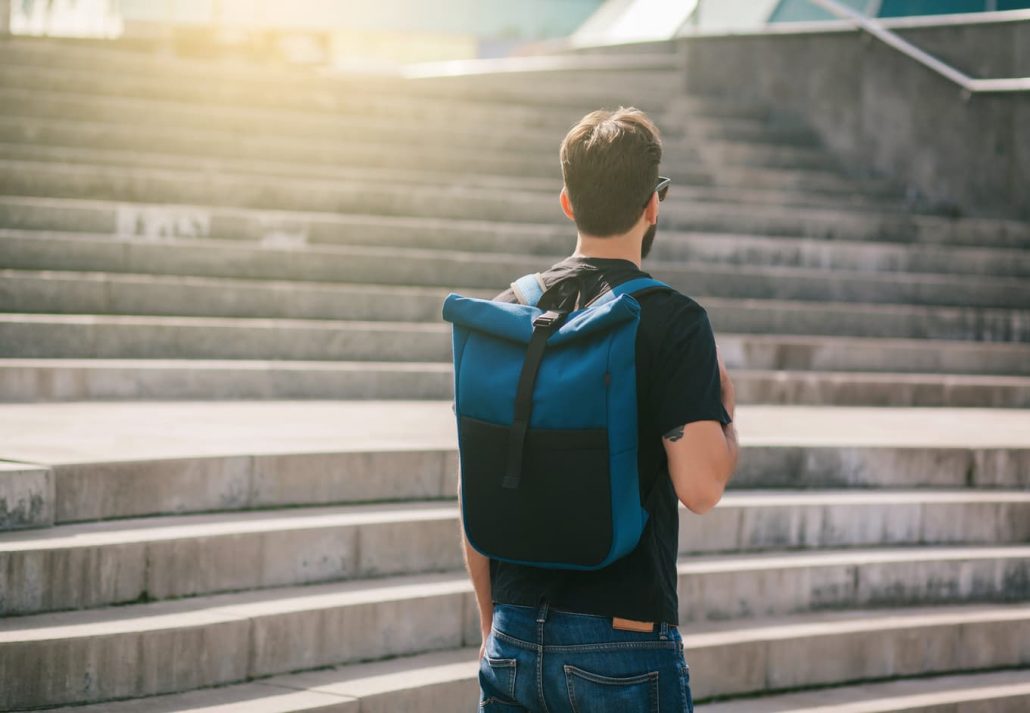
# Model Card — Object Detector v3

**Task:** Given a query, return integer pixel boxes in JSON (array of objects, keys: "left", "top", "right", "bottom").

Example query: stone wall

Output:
[{"left": 677, "top": 17, "right": 1030, "bottom": 220}]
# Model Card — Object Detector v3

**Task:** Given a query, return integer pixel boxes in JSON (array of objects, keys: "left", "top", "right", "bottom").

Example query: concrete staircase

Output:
[{"left": 0, "top": 36, "right": 1027, "bottom": 711}]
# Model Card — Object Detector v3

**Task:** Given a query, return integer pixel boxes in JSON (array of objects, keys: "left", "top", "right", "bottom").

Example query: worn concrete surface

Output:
[
  {"left": 2, "top": 402, "right": 1029, "bottom": 466},
  {"left": 677, "top": 18, "right": 1030, "bottom": 220}
]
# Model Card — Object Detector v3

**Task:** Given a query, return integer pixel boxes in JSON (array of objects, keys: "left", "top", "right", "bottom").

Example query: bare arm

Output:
[
  {"left": 663, "top": 346, "right": 739, "bottom": 514},
  {"left": 457, "top": 469, "right": 492, "bottom": 658}
]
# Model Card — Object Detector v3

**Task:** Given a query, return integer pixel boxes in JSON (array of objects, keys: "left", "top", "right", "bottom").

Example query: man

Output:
[{"left": 461, "top": 106, "right": 739, "bottom": 712}]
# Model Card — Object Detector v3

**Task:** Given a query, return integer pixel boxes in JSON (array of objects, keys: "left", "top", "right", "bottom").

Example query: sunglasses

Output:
[{"left": 643, "top": 176, "right": 671, "bottom": 208}]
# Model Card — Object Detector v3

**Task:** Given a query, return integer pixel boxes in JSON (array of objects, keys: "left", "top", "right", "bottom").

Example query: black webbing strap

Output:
[
  {"left": 584, "top": 283, "right": 671, "bottom": 308},
  {"left": 503, "top": 309, "right": 566, "bottom": 489}
]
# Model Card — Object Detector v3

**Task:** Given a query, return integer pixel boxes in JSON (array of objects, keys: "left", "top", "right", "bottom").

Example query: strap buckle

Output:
[{"left": 532, "top": 310, "right": 564, "bottom": 328}]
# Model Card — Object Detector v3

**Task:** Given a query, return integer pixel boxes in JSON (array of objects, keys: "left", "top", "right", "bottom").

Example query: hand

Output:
[
  {"left": 716, "top": 345, "right": 735, "bottom": 420},
  {"left": 479, "top": 626, "right": 491, "bottom": 660}
]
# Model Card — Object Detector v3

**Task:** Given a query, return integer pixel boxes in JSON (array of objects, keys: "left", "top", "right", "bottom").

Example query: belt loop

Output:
[
  {"left": 536, "top": 597, "right": 549, "bottom": 624},
  {"left": 659, "top": 621, "right": 669, "bottom": 639}
]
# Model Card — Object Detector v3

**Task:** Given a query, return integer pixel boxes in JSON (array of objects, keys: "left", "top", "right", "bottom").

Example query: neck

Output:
[{"left": 571, "top": 234, "right": 641, "bottom": 269}]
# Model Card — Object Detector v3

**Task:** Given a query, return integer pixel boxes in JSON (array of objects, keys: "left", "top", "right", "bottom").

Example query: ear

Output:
[
  {"left": 559, "top": 187, "right": 575, "bottom": 222},
  {"left": 643, "top": 191, "right": 659, "bottom": 225}
]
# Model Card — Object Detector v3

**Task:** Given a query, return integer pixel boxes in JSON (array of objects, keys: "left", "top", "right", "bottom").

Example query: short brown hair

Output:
[{"left": 559, "top": 106, "right": 663, "bottom": 237}]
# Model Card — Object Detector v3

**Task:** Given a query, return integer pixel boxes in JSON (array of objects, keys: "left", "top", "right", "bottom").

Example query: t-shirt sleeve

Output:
[{"left": 650, "top": 300, "right": 732, "bottom": 437}]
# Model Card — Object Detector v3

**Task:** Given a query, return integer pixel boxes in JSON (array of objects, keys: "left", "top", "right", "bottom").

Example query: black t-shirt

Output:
[{"left": 486, "top": 255, "right": 732, "bottom": 626}]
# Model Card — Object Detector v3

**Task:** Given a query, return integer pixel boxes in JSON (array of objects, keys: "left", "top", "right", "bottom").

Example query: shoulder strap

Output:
[
  {"left": 503, "top": 309, "right": 566, "bottom": 489},
  {"left": 586, "top": 277, "right": 672, "bottom": 309},
  {"left": 510, "top": 272, "right": 547, "bottom": 306}
]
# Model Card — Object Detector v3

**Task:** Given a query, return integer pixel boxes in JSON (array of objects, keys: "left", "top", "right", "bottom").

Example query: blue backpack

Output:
[{"left": 441, "top": 271, "right": 672, "bottom": 570}]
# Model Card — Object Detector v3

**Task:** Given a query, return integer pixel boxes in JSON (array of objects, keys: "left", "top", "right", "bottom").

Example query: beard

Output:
[{"left": 641, "top": 221, "right": 658, "bottom": 260}]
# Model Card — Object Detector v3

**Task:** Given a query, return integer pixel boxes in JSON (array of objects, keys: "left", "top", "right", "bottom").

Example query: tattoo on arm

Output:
[{"left": 664, "top": 425, "right": 685, "bottom": 442}]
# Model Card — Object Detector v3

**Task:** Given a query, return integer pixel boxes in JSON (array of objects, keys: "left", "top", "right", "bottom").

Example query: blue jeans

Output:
[{"left": 479, "top": 601, "right": 693, "bottom": 712}]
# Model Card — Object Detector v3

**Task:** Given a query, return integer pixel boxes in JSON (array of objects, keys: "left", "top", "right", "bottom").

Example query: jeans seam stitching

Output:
[
  {"left": 564, "top": 664, "right": 580, "bottom": 713},
  {"left": 493, "top": 629, "right": 536, "bottom": 651},
  {"left": 564, "top": 664, "right": 658, "bottom": 685},
  {"left": 536, "top": 606, "right": 550, "bottom": 713},
  {"left": 509, "top": 659, "right": 517, "bottom": 701},
  {"left": 563, "top": 665, "right": 661, "bottom": 712},
  {"left": 652, "top": 671, "right": 660, "bottom": 713}
]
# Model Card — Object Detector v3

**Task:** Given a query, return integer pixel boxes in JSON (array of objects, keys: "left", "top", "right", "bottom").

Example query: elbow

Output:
[
  {"left": 681, "top": 487, "right": 723, "bottom": 515},
  {"left": 676, "top": 477, "right": 727, "bottom": 515},
  {"left": 674, "top": 463, "right": 732, "bottom": 515}
]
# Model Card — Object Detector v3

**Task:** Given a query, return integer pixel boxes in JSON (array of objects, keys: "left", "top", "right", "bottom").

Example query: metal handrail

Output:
[{"left": 809, "top": 0, "right": 1030, "bottom": 94}]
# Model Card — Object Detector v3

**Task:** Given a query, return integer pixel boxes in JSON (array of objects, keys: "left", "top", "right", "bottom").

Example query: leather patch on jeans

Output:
[{"left": 612, "top": 616, "right": 655, "bottom": 632}]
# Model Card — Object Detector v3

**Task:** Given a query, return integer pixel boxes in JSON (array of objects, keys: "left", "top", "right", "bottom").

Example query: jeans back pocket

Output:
[
  {"left": 480, "top": 656, "right": 519, "bottom": 708},
  {"left": 564, "top": 664, "right": 659, "bottom": 713}
]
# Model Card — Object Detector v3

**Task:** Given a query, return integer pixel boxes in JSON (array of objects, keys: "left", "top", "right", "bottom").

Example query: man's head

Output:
[{"left": 559, "top": 106, "right": 664, "bottom": 257}]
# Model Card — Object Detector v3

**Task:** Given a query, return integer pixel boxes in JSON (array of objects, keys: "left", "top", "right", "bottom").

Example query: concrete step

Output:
[
  {"left": 710, "top": 163, "right": 899, "bottom": 199},
  {"left": 5, "top": 267, "right": 1028, "bottom": 343},
  {"left": 667, "top": 202, "right": 1030, "bottom": 250},
  {"left": 0, "top": 314, "right": 454, "bottom": 362},
  {"left": 3, "top": 314, "right": 1028, "bottom": 376},
  {"left": 0, "top": 102, "right": 775, "bottom": 173},
  {"left": 713, "top": 333, "right": 1030, "bottom": 376},
  {"left": 2, "top": 482, "right": 1027, "bottom": 614},
  {"left": 684, "top": 490, "right": 1030, "bottom": 554},
  {"left": 37, "top": 655, "right": 1030, "bottom": 713},
  {"left": 3, "top": 231, "right": 1027, "bottom": 311},
  {"left": 678, "top": 546, "right": 1030, "bottom": 623},
  {"left": 1, "top": 591, "right": 1026, "bottom": 708},
  {"left": 703, "top": 670, "right": 1030, "bottom": 712},
  {"left": 0, "top": 86, "right": 860, "bottom": 186},
  {"left": 0, "top": 45, "right": 832, "bottom": 146},
  {"left": 0, "top": 86, "right": 605, "bottom": 165},
  {"left": 0, "top": 461, "right": 51, "bottom": 531},
  {"left": 8, "top": 220, "right": 1026, "bottom": 299},
  {"left": 408, "top": 65, "right": 686, "bottom": 103},
  {"left": 701, "top": 138, "right": 843, "bottom": 172},
  {"left": 0, "top": 137, "right": 910, "bottom": 215},
  {"left": 730, "top": 369, "right": 1030, "bottom": 408},
  {"left": 678, "top": 111, "right": 825, "bottom": 147},
  {"left": 6, "top": 210, "right": 1029, "bottom": 286},
  {"left": 0, "top": 269, "right": 480, "bottom": 323},
  {"left": 1, "top": 358, "right": 1028, "bottom": 407},
  {"left": 650, "top": 230, "right": 1030, "bottom": 280},
  {"left": 0, "top": 110, "right": 844, "bottom": 174},
  {"left": 0, "top": 91, "right": 868, "bottom": 183},
  {"left": 2, "top": 195, "right": 1026, "bottom": 252},
  {"left": 0, "top": 155, "right": 887, "bottom": 224},
  {"left": 0, "top": 140, "right": 900, "bottom": 222},
  {"left": 0, "top": 61, "right": 681, "bottom": 128},
  {"left": 711, "top": 297, "right": 1029, "bottom": 346},
  {"left": 0, "top": 501, "right": 464, "bottom": 615},
  {"left": 0, "top": 570, "right": 475, "bottom": 709},
  {"left": 0, "top": 94, "right": 895, "bottom": 199},
  {"left": 0, "top": 39, "right": 686, "bottom": 101},
  {"left": 0, "top": 76, "right": 683, "bottom": 152},
  {"left": 0, "top": 35, "right": 675, "bottom": 80},
  {"left": 11, "top": 109, "right": 843, "bottom": 177},
  {"left": 0, "top": 359, "right": 457, "bottom": 402},
  {"left": 683, "top": 604, "right": 1030, "bottom": 700},
  {"left": 39, "top": 646, "right": 481, "bottom": 712},
  {"left": 1, "top": 401, "right": 1025, "bottom": 527}
]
